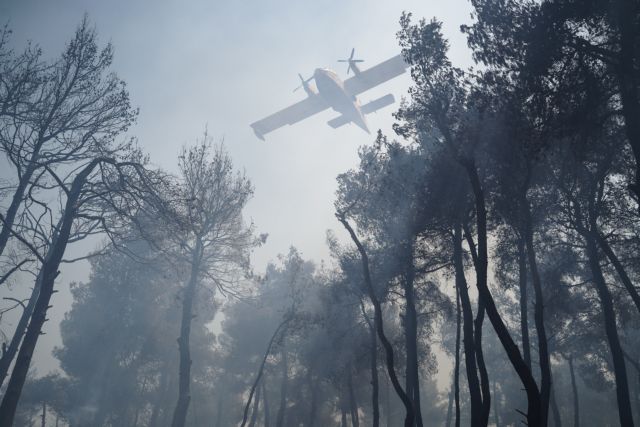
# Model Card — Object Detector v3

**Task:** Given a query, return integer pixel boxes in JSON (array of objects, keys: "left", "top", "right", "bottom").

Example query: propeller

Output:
[
  {"left": 293, "top": 73, "right": 314, "bottom": 92},
  {"left": 338, "top": 48, "right": 364, "bottom": 75}
]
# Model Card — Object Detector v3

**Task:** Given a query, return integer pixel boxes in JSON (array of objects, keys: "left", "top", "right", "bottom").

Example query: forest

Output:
[{"left": 1, "top": 1, "right": 640, "bottom": 426}]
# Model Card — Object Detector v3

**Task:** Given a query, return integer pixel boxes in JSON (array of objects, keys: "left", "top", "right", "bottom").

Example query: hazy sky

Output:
[{"left": 1, "top": 0, "right": 474, "bottom": 374}]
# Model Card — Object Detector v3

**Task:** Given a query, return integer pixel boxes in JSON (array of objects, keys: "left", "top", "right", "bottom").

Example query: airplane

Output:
[{"left": 250, "top": 48, "right": 408, "bottom": 140}]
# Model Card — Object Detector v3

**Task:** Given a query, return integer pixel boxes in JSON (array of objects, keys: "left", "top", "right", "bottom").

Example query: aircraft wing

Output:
[
  {"left": 343, "top": 54, "right": 408, "bottom": 96},
  {"left": 250, "top": 95, "right": 328, "bottom": 140}
]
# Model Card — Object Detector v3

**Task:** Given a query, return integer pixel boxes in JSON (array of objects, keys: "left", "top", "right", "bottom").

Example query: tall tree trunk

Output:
[
  {"left": 308, "top": 371, "right": 319, "bottom": 427},
  {"left": 464, "top": 163, "right": 541, "bottom": 426},
  {"left": 275, "top": 346, "right": 288, "bottom": 427},
  {"left": 445, "top": 387, "right": 453, "bottom": 427},
  {"left": 596, "top": 232, "right": 640, "bottom": 315},
  {"left": 248, "top": 377, "right": 261, "bottom": 427},
  {"left": 41, "top": 401, "right": 46, "bottom": 427},
  {"left": 0, "top": 162, "right": 96, "bottom": 426},
  {"left": 523, "top": 199, "right": 551, "bottom": 427},
  {"left": 347, "top": 365, "right": 360, "bottom": 427},
  {"left": 214, "top": 395, "right": 223, "bottom": 427},
  {"left": 241, "top": 319, "right": 288, "bottom": 427},
  {"left": 492, "top": 380, "right": 500, "bottom": 427},
  {"left": 171, "top": 239, "right": 203, "bottom": 427},
  {"left": 453, "top": 223, "right": 483, "bottom": 426},
  {"left": 362, "top": 303, "right": 380, "bottom": 427},
  {"left": 338, "top": 215, "right": 415, "bottom": 427},
  {"left": 568, "top": 356, "right": 579, "bottom": 427},
  {"left": 454, "top": 283, "right": 461, "bottom": 427},
  {"left": 0, "top": 273, "right": 40, "bottom": 389},
  {"left": 341, "top": 392, "right": 348, "bottom": 427},
  {"left": 0, "top": 162, "right": 37, "bottom": 259},
  {"left": 149, "top": 363, "right": 170, "bottom": 427},
  {"left": 614, "top": 0, "right": 640, "bottom": 203},
  {"left": 585, "top": 233, "right": 634, "bottom": 426},
  {"left": 517, "top": 237, "right": 531, "bottom": 370},
  {"left": 473, "top": 301, "right": 491, "bottom": 426},
  {"left": 550, "top": 381, "right": 562, "bottom": 427},
  {"left": 402, "top": 247, "right": 423, "bottom": 427},
  {"left": 263, "top": 380, "right": 271, "bottom": 427}
]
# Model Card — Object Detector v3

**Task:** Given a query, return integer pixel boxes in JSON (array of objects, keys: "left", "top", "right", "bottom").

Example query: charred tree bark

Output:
[
  {"left": 337, "top": 214, "right": 415, "bottom": 427},
  {"left": 463, "top": 162, "right": 541, "bottom": 426},
  {"left": 170, "top": 238, "right": 202, "bottom": 427},
  {"left": 453, "top": 223, "right": 482, "bottom": 426}
]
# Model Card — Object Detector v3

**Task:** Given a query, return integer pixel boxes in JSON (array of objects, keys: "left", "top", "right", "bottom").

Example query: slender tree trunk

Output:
[
  {"left": 263, "top": 380, "right": 271, "bottom": 427},
  {"left": 0, "top": 163, "right": 96, "bottom": 426},
  {"left": 550, "top": 381, "right": 562, "bottom": 427},
  {"left": 596, "top": 232, "right": 640, "bottom": 315},
  {"left": 171, "top": 239, "right": 202, "bottom": 427},
  {"left": 517, "top": 237, "right": 531, "bottom": 370},
  {"left": 149, "top": 363, "right": 170, "bottom": 427},
  {"left": 402, "top": 247, "right": 423, "bottom": 427},
  {"left": 214, "top": 396, "right": 223, "bottom": 427},
  {"left": 445, "top": 387, "right": 453, "bottom": 427},
  {"left": 585, "top": 233, "right": 634, "bottom": 426},
  {"left": 275, "top": 346, "right": 288, "bottom": 427},
  {"left": 473, "top": 301, "right": 491, "bottom": 426},
  {"left": 248, "top": 377, "right": 261, "bottom": 427},
  {"left": 0, "top": 163, "right": 37, "bottom": 259},
  {"left": 568, "top": 356, "right": 579, "bottom": 427},
  {"left": 347, "top": 365, "right": 360, "bottom": 427},
  {"left": 362, "top": 304, "right": 380, "bottom": 427},
  {"left": 492, "top": 380, "right": 500, "bottom": 427},
  {"left": 523, "top": 200, "right": 551, "bottom": 427},
  {"left": 41, "top": 401, "right": 46, "bottom": 427},
  {"left": 338, "top": 215, "right": 415, "bottom": 427},
  {"left": 464, "top": 163, "right": 541, "bottom": 426},
  {"left": 240, "top": 319, "right": 288, "bottom": 427},
  {"left": 453, "top": 223, "right": 483, "bottom": 426},
  {"left": 0, "top": 273, "right": 40, "bottom": 389},
  {"left": 615, "top": 0, "right": 640, "bottom": 203},
  {"left": 308, "top": 371, "right": 319, "bottom": 427},
  {"left": 341, "top": 392, "right": 348, "bottom": 427},
  {"left": 454, "top": 283, "right": 461, "bottom": 427}
]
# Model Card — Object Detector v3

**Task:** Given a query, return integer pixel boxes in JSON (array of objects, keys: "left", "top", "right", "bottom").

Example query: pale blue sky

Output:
[{"left": 1, "top": 0, "right": 474, "bottom": 374}]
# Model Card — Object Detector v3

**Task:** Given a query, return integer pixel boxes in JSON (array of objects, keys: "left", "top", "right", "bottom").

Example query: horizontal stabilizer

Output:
[
  {"left": 361, "top": 94, "right": 395, "bottom": 114},
  {"left": 327, "top": 114, "right": 351, "bottom": 129}
]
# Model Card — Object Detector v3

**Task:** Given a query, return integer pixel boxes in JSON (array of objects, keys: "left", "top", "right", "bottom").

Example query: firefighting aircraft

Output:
[{"left": 250, "top": 48, "right": 408, "bottom": 140}]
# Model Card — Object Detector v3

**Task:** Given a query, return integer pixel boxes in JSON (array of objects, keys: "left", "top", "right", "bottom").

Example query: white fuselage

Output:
[{"left": 312, "top": 68, "right": 369, "bottom": 133}]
